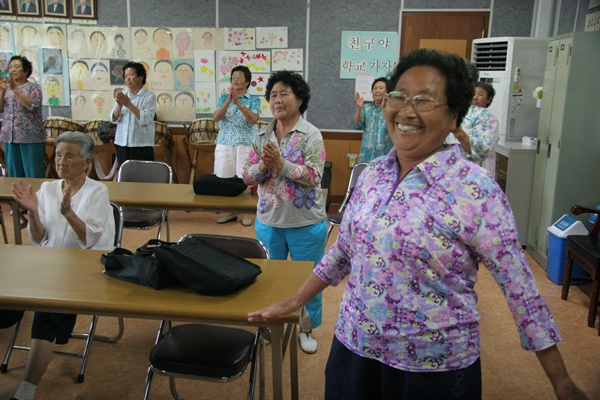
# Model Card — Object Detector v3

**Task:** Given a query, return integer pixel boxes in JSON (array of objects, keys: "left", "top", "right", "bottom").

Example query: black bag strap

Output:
[
  {"left": 100, "top": 247, "right": 134, "bottom": 266},
  {"left": 136, "top": 239, "right": 177, "bottom": 257}
]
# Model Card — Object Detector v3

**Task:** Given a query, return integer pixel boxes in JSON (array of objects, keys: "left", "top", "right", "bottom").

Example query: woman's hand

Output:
[
  {"left": 8, "top": 76, "right": 18, "bottom": 91},
  {"left": 60, "top": 189, "right": 72, "bottom": 217},
  {"left": 354, "top": 92, "right": 364, "bottom": 109},
  {"left": 248, "top": 297, "right": 303, "bottom": 323},
  {"left": 115, "top": 91, "right": 132, "bottom": 109},
  {"left": 0, "top": 78, "right": 7, "bottom": 93},
  {"left": 261, "top": 141, "right": 284, "bottom": 170},
  {"left": 11, "top": 180, "right": 38, "bottom": 212}
]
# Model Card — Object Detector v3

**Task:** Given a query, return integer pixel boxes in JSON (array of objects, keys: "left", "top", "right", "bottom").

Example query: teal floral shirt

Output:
[
  {"left": 242, "top": 117, "right": 327, "bottom": 228},
  {"left": 215, "top": 92, "right": 261, "bottom": 146},
  {"left": 315, "top": 146, "right": 560, "bottom": 372},
  {"left": 445, "top": 105, "right": 493, "bottom": 166},
  {"left": 351, "top": 102, "right": 393, "bottom": 163}
]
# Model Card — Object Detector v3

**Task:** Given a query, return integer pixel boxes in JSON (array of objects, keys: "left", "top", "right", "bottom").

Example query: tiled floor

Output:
[{"left": 0, "top": 209, "right": 598, "bottom": 399}]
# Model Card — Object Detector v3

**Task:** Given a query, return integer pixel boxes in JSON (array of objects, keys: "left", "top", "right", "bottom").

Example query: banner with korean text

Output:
[{"left": 340, "top": 31, "right": 399, "bottom": 79}]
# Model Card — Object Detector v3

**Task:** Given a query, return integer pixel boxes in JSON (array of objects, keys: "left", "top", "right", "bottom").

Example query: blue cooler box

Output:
[{"left": 546, "top": 214, "right": 589, "bottom": 285}]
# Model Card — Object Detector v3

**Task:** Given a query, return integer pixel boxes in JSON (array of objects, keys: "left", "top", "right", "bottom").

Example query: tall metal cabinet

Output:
[{"left": 526, "top": 32, "right": 600, "bottom": 268}]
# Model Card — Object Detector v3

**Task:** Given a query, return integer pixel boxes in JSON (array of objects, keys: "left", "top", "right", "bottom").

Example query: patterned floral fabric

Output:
[
  {"left": 0, "top": 81, "right": 44, "bottom": 144},
  {"left": 445, "top": 105, "right": 493, "bottom": 166},
  {"left": 351, "top": 103, "right": 393, "bottom": 163},
  {"left": 215, "top": 92, "right": 261, "bottom": 147},
  {"left": 315, "top": 145, "right": 560, "bottom": 372},
  {"left": 243, "top": 117, "right": 327, "bottom": 228},
  {"left": 482, "top": 114, "right": 500, "bottom": 176}
]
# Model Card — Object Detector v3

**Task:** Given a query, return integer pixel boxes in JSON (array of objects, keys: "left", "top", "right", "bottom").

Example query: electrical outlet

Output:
[{"left": 347, "top": 153, "right": 358, "bottom": 168}]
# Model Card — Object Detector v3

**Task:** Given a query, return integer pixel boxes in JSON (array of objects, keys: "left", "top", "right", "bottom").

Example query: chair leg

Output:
[
  {"left": 561, "top": 256, "right": 574, "bottom": 300},
  {"left": 71, "top": 317, "right": 125, "bottom": 343},
  {"left": 75, "top": 314, "right": 100, "bottom": 383},
  {"left": 168, "top": 377, "right": 184, "bottom": 400},
  {"left": 0, "top": 320, "right": 21, "bottom": 373},
  {"left": 325, "top": 224, "right": 335, "bottom": 243},
  {"left": 0, "top": 206, "right": 8, "bottom": 244},
  {"left": 588, "top": 280, "right": 599, "bottom": 328},
  {"left": 141, "top": 367, "right": 154, "bottom": 400}
]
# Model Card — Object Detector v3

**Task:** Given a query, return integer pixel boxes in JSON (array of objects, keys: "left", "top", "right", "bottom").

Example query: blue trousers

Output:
[
  {"left": 255, "top": 219, "right": 327, "bottom": 329},
  {"left": 4, "top": 142, "right": 46, "bottom": 178}
]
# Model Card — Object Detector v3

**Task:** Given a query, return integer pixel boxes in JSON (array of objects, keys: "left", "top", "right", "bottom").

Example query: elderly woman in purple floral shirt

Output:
[
  {"left": 243, "top": 70, "right": 327, "bottom": 355},
  {"left": 248, "top": 51, "right": 587, "bottom": 400},
  {"left": 0, "top": 55, "right": 45, "bottom": 178}
]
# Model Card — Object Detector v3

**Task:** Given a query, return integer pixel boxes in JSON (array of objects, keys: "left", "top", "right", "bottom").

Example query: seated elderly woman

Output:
[
  {"left": 248, "top": 50, "right": 587, "bottom": 400},
  {"left": 9, "top": 131, "right": 115, "bottom": 400}
]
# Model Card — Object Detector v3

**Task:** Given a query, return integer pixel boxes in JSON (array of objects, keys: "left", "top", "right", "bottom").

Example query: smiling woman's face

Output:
[{"left": 384, "top": 65, "right": 457, "bottom": 165}]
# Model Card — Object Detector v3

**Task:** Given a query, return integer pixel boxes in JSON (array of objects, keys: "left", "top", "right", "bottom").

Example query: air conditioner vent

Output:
[{"left": 473, "top": 41, "right": 509, "bottom": 71}]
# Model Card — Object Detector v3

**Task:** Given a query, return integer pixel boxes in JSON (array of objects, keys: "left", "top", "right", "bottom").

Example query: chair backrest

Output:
[
  {"left": 110, "top": 201, "right": 124, "bottom": 247},
  {"left": 117, "top": 160, "right": 173, "bottom": 184},
  {"left": 338, "top": 162, "right": 368, "bottom": 212},
  {"left": 178, "top": 234, "right": 269, "bottom": 260}
]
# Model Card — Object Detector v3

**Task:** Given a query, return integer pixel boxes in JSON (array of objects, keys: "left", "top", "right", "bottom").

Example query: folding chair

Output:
[
  {"left": 0, "top": 202, "right": 125, "bottom": 383},
  {"left": 117, "top": 160, "right": 173, "bottom": 241},
  {"left": 142, "top": 234, "right": 269, "bottom": 400},
  {"left": 326, "top": 162, "right": 367, "bottom": 242}
]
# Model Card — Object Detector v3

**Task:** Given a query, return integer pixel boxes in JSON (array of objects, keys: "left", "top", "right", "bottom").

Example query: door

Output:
[{"left": 401, "top": 12, "right": 489, "bottom": 59}]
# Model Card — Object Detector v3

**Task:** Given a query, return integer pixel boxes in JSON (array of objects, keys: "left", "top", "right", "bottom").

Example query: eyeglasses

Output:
[{"left": 386, "top": 91, "right": 447, "bottom": 112}]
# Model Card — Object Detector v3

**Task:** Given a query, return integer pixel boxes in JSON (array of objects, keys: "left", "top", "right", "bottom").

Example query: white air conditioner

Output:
[{"left": 472, "top": 37, "right": 547, "bottom": 142}]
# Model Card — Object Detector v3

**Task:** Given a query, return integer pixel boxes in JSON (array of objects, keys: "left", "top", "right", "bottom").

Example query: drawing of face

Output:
[
  {"left": 175, "top": 92, "right": 193, "bottom": 111},
  {"left": 135, "top": 29, "right": 147, "bottom": 46},
  {"left": 157, "top": 93, "right": 172, "bottom": 108},
  {"left": 115, "top": 36, "right": 123, "bottom": 48},
  {"left": 202, "top": 32, "right": 213, "bottom": 44},
  {"left": 47, "top": 27, "right": 64, "bottom": 47},
  {"left": 154, "top": 60, "right": 173, "bottom": 86},
  {"left": 91, "top": 62, "right": 109, "bottom": 87},
  {"left": 112, "top": 63, "right": 123, "bottom": 78},
  {"left": 46, "top": 78, "right": 60, "bottom": 97},
  {"left": 75, "top": 95, "right": 86, "bottom": 108},
  {"left": 90, "top": 32, "right": 105, "bottom": 50},
  {"left": 153, "top": 29, "right": 171, "bottom": 48},
  {"left": 22, "top": 26, "right": 37, "bottom": 46},
  {"left": 0, "top": 55, "right": 7, "bottom": 72},
  {"left": 175, "top": 63, "right": 193, "bottom": 88},
  {"left": 175, "top": 32, "right": 190, "bottom": 55},
  {"left": 0, "top": 28, "right": 10, "bottom": 50},
  {"left": 71, "top": 61, "right": 88, "bottom": 79},
  {"left": 94, "top": 95, "right": 105, "bottom": 109}
]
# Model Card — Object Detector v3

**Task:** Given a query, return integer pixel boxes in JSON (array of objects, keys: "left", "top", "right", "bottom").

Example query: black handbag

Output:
[
  {"left": 101, "top": 240, "right": 179, "bottom": 290},
  {"left": 154, "top": 236, "right": 262, "bottom": 295},
  {"left": 97, "top": 121, "right": 117, "bottom": 144},
  {"left": 193, "top": 174, "right": 247, "bottom": 197}
]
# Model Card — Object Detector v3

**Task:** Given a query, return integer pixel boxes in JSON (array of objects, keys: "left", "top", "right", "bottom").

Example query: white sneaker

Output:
[{"left": 299, "top": 331, "right": 317, "bottom": 354}]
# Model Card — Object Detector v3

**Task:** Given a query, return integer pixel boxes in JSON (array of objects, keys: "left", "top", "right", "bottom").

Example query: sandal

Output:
[{"left": 216, "top": 213, "right": 237, "bottom": 224}]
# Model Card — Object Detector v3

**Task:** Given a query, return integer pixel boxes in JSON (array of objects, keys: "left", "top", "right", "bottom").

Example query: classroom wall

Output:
[{"left": 1, "top": 0, "right": 594, "bottom": 129}]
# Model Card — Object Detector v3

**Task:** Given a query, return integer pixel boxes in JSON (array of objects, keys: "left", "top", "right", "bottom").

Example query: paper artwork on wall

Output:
[
  {"left": 217, "top": 50, "right": 270, "bottom": 81},
  {"left": 71, "top": 91, "right": 91, "bottom": 121},
  {"left": 248, "top": 73, "right": 268, "bottom": 96},
  {"left": 43, "top": 24, "right": 67, "bottom": 53},
  {"left": 150, "top": 58, "right": 174, "bottom": 91},
  {"left": 89, "top": 91, "right": 113, "bottom": 120},
  {"left": 174, "top": 90, "right": 196, "bottom": 121},
  {"left": 155, "top": 91, "right": 175, "bottom": 121},
  {"left": 42, "top": 74, "right": 64, "bottom": 106},
  {"left": 174, "top": 59, "right": 194, "bottom": 91},
  {"left": 42, "top": 47, "right": 61, "bottom": 74},
  {"left": 171, "top": 28, "right": 194, "bottom": 59},
  {"left": 131, "top": 27, "right": 153, "bottom": 59},
  {"left": 151, "top": 27, "right": 174, "bottom": 60},
  {"left": 193, "top": 28, "right": 224, "bottom": 51},
  {"left": 224, "top": 28, "right": 255, "bottom": 51},
  {"left": 259, "top": 97, "right": 272, "bottom": 118},
  {"left": 272, "top": 48, "right": 303, "bottom": 71},
  {"left": 256, "top": 27, "right": 287, "bottom": 49},
  {"left": 193, "top": 50, "right": 215, "bottom": 82},
  {"left": 195, "top": 82, "right": 216, "bottom": 113}
]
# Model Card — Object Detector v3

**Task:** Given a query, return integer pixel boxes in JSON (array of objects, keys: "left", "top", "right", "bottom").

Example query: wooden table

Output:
[
  {"left": 0, "top": 177, "right": 259, "bottom": 245},
  {"left": 0, "top": 244, "right": 312, "bottom": 399}
]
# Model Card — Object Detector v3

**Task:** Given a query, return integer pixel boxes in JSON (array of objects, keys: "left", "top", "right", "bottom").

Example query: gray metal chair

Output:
[
  {"left": 116, "top": 160, "right": 173, "bottom": 241},
  {"left": 326, "top": 162, "right": 368, "bottom": 242},
  {"left": 142, "top": 234, "right": 269, "bottom": 400},
  {"left": 0, "top": 201, "right": 125, "bottom": 383}
]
